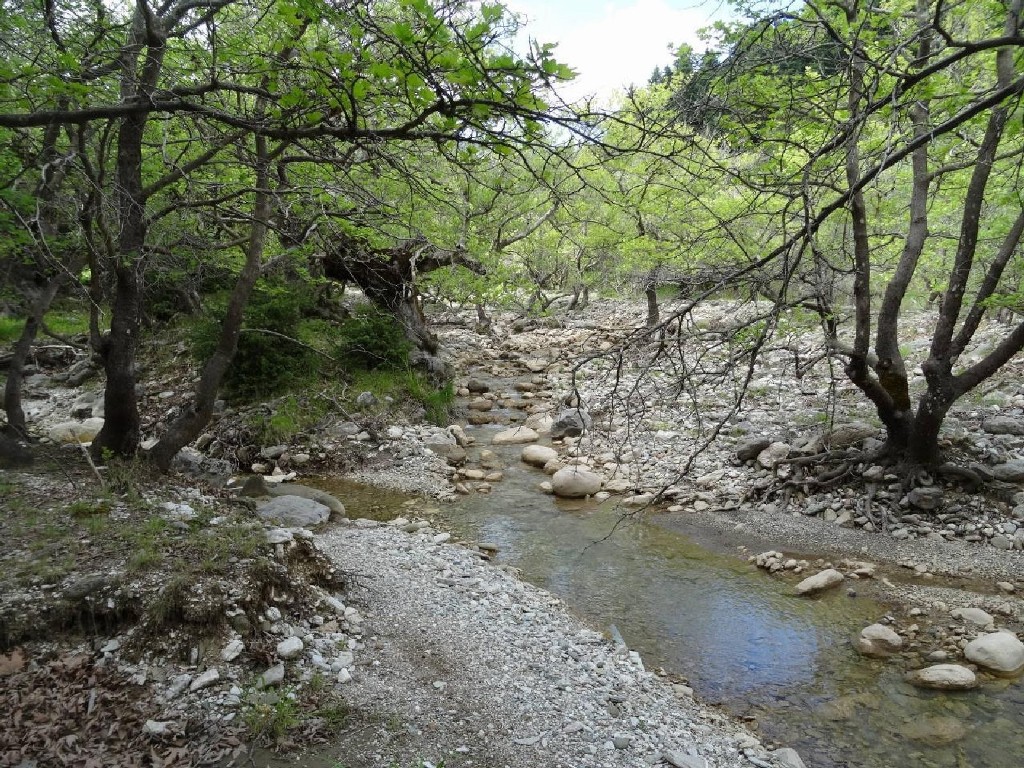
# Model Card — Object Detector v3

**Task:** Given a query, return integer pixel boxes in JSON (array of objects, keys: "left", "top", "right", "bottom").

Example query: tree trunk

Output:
[
  {"left": 3, "top": 279, "right": 66, "bottom": 436},
  {"left": 91, "top": 107, "right": 148, "bottom": 460},
  {"left": 645, "top": 282, "right": 659, "bottom": 328},
  {"left": 322, "top": 237, "right": 480, "bottom": 383},
  {"left": 91, "top": 13, "right": 166, "bottom": 459},
  {"left": 148, "top": 135, "right": 271, "bottom": 472}
]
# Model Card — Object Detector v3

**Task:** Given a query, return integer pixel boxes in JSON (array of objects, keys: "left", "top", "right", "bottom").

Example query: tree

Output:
[
  {"left": 623, "top": 0, "right": 1024, "bottom": 473},
  {"left": 0, "top": 0, "right": 578, "bottom": 464}
]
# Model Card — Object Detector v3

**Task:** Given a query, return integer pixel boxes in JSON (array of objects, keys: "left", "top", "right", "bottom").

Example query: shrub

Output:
[
  {"left": 335, "top": 304, "right": 411, "bottom": 371},
  {"left": 190, "top": 279, "right": 319, "bottom": 401}
]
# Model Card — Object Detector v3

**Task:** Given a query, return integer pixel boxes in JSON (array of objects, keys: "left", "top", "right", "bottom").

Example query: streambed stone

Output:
[
  {"left": 48, "top": 418, "right": 104, "bottom": 444},
  {"left": 964, "top": 632, "right": 1024, "bottom": 675},
  {"left": 794, "top": 568, "right": 844, "bottom": 595},
  {"left": 905, "top": 664, "right": 977, "bottom": 690},
  {"left": 900, "top": 716, "right": 968, "bottom": 745},
  {"left": 551, "top": 466, "right": 602, "bottom": 498},
  {"left": 492, "top": 426, "right": 539, "bottom": 445},
  {"left": 257, "top": 496, "right": 330, "bottom": 527},
  {"left": 521, "top": 444, "right": 558, "bottom": 468},
  {"left": 855, "top": 623, "right": 903, "bottom": 657}
]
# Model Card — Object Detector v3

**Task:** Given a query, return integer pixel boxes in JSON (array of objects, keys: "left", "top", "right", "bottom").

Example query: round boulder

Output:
[
  {"left": 855, "top": 623, "right": 903, "bottom": 657},
  {"left": 905, "top": 664, "right": 977, "bottom": 690},
  {"left": 551, "top": 466, "right": 602, "bottom": 498},
  {"left": 521, "top": 444, "right": 558, "bottom": 468},
  {"left": 257, "top": 496, "right": 330, "bottom": 528},
  {"left": 964, "top": 631, "right": 1024, "bottom": 676}
]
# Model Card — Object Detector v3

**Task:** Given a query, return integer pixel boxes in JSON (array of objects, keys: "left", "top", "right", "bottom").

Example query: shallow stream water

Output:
[{"left": 317, "top": 429, "right": 1024, "bottom": 768}]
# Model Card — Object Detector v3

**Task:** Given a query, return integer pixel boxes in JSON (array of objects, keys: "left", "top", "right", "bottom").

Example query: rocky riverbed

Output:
[{"left": 6, "top": 296, "right": 1024, "bottom": 765}]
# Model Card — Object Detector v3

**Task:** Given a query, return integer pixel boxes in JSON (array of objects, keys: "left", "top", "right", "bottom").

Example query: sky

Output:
[{"left": 505, "top": 0, "right": 736, "bottom": 102}]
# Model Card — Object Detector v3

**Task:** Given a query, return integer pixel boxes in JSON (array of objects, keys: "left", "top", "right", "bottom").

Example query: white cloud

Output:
[{"left": 508, "top": 0, "right": 726, "bottom": 104}]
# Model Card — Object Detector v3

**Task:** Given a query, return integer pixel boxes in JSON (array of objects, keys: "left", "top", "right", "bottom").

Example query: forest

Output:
[{"left": 2, "top": 0, "right": 1024, "bottom": 474}]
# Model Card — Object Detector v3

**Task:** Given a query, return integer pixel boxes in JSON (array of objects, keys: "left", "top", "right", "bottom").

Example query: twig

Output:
[
  {"left": 78, "top": 441, "right": 105, "bottom": 487},
  {"left": 239, "top": 328, "right": 339, "bottom": 362}
]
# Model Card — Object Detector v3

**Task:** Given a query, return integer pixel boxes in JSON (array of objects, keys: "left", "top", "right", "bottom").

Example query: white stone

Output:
[
  {"left": 551, "top": 466, "right": 603, "bottom": 498},
  {"left": 855, "top": 623, "right": 903, "bottom": 657},
  {"left": 492, "top": 426, "right": 540, "bottom": 445},
  {"left": 189, "top": 668, "right": 220, "bottom": 692},
  {"left": 260, "top": 663, "right": 285, "bottom": 687},
  {"left": 964, "top": 632, "right": 1024, "bottom": 675},
  {"left": 905, "top": 664, "right": 977, "bottom": 690},
  {"left": 276, "top": 636, "right": 304, "bottom": 659},
  {"left": 756, "top": 441, "right": 790, "bottom": 469},
  {"left": 143, "top": 720, "right": 172, "bottom": 736},
  {"left": 951, "top": 607, "right": 994, "bottom": 627},
  {"left": 521, "top": 444, "right": 558, "bottom": 467},
  {"left": 794, "top": 568, "right": 844, "bottom": 595},
  {"left": 221, "top": 639, "right": 245, "bottom": 662}
]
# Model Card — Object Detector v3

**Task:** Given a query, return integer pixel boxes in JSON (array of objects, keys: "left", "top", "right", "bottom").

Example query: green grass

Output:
[
  {"left": 0, "top": 308, "right": 91, "bottom": 343},
  {"left": 243, "top": 688, "right": 301, "bottom": 745},
  {"left": 252, "top": 393, "right": 333, "bottom": 444},
  {"left": 350, "top": 368, "right": 454, "bottom": 426}
]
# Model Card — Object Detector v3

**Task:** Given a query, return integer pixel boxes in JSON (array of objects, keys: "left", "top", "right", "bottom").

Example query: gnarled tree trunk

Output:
[{"left": 324, "top": 236, "right": 483, "bottom": 383}]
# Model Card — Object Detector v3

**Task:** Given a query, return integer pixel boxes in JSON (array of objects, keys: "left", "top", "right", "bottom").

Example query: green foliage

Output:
[
  {"left": 0, "top": 308, "right": 90, "bottom": 344},
  {"left": 252, "top": 393, "right": 332, "bottom": 444},
  {"left": 0, "top": 316, "right": 22, "bottom": 343},
  {"left": 191, "top": 279, "right": 320, "bottom": 401},
  {"left": 336, "top": 304, "right": 411, "bottom": 371}
]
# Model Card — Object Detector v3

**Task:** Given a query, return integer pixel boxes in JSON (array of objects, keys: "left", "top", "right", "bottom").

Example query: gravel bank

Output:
[{"left": 317, "top": 519, "right": 775, "bottom": 768}]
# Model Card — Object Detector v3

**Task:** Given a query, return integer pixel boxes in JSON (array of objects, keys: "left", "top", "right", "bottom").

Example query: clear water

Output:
[
  {"left": 434, "top": 435, "right": 1024, "bottom": 768},
  {"left": 311, "top": 429, "right": 1024, "bottom": 768}
]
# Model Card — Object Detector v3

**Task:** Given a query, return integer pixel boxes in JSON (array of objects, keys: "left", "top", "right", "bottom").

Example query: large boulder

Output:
[
  {"left": 735, "top": 436, "right": 771, "bottom": 461},
  {"left": 549, "top": 408, "right": 592, "bottom": 440},
  {"left": 982, "top": 415, "right": 1024, "bottom": 435},
  {"left": 521, "top": 444, "right": 558, "bottom": 468},
  {"left": 794, "top": 568, "right": 844, "bottom": 596},
  {"left": 964, "top": 632, "right": 1024, "bottom": 675},
  {"left": 905, "top": 664, "right": 977, "bottom": 690},
  {"left": 951, "top": 607, "right": 994, "bottom": 628},
  {"left": 551, "top": 466, "right": 602, "bottom": 498},
  {"left": 827, "top": 421, "right": 877, "bottom": 448},
  {"left": 257, "top": 496, "right": 330, "bottom": 527},
  {"left": 991, "top": 459, "right": 1024, "bottom": 483},
  {"left": 855, "top": 623, "right": 903, "bottom": 657},
  {"left": 241, "top": 475, "right": 346, "bottom": 516},
  {"left": 48, "top": 418, "right": 105, "bottom": 444},
  {"left": 492, "top": 426, "right": 539, "bottom": 445}
]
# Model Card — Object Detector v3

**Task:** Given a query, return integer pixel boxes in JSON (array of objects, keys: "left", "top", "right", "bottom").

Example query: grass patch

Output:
[
  {"left": 193, "top": 523, "right": 263, "bottom": 573},
  {"left": 349, "top": 369, "right": 454, "bottom": 426},
  {"left": 252, "top": 393, "right": 333, "bottom": 445},
  {"left": 243, "top": 688, "right": 301, "bottom": 746},
  {"left": 0, "top": 308, "right": 91, "bottom": 343}
]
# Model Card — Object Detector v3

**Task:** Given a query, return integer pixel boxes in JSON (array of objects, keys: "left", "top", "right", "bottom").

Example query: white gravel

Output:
[{"left": 317, "top": 519, "right": 768, "bottom": 768}]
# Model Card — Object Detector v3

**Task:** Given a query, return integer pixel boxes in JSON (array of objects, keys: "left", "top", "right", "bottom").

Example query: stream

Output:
[{"left": 317, "top": 425, "right": 1024, "bottom": 768}]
